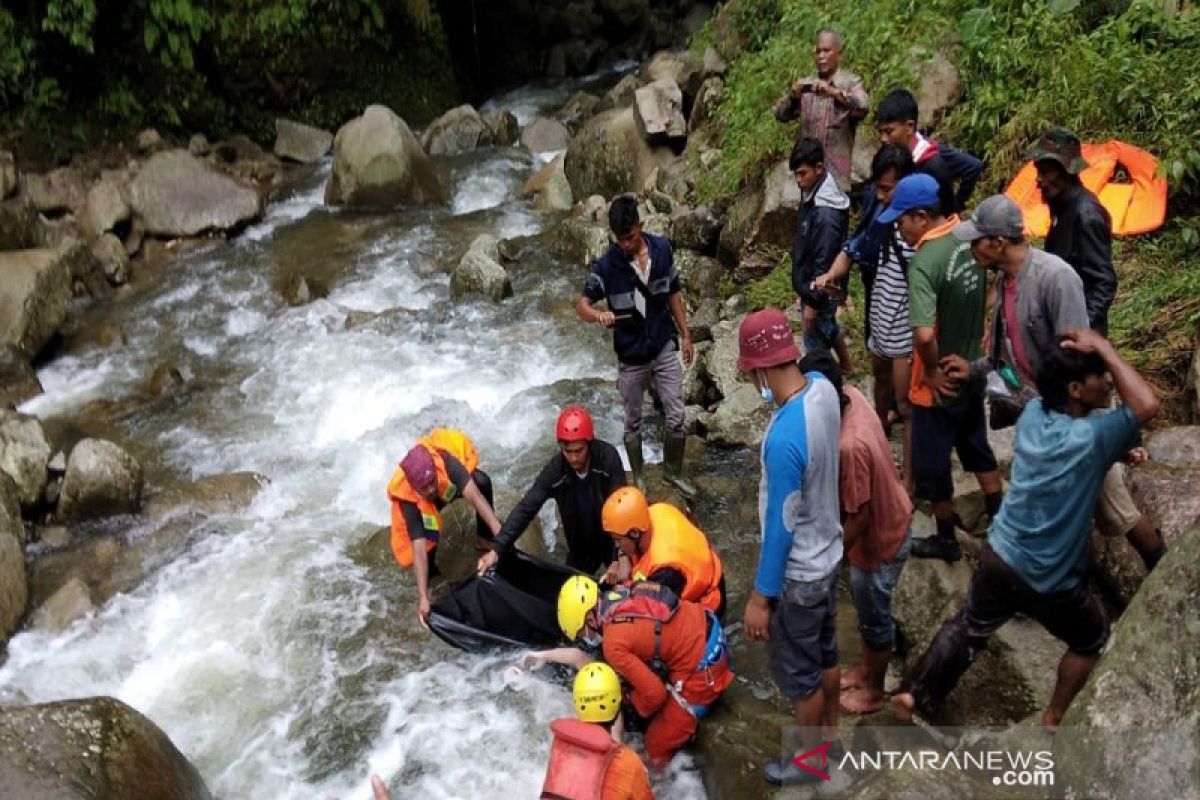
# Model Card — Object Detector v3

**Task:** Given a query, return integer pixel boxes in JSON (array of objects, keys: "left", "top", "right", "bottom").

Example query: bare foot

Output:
[
  {"left": 890, "top": 692, "right": 915, "bottom": 722},
  {"left": 840, "top": 687, "right": 885, "bottom": 715},
  {"left": 840, "top": 666, "right": 866, "bottom": 690}
]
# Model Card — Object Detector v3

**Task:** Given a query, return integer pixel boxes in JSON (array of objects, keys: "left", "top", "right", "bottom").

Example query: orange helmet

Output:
[{"left": 602, "top": 486, "right": 651, "bottom": 537}]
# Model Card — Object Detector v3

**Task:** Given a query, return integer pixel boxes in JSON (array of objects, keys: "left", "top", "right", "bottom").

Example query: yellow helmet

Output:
[
  {"left": 557, "top": 575, "right": 599, "bottom": 641},
  {"left": 573, "top": 662, "right": 622, "bottom": 723}
]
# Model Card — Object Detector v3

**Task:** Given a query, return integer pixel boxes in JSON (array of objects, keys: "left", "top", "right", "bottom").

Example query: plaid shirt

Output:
[{"left": 774, "top": 68, "right": 870, "bottom": 191}]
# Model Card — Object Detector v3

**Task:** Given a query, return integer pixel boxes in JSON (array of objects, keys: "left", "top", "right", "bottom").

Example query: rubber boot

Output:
[
  {"left": 663, "top": 434, "right": 697, "bottom": 499},
  {"left": 624, "top": 435, "right": 647, "bottom": 492}
]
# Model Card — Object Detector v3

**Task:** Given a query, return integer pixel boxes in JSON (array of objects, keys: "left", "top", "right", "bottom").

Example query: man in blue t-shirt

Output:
[
  {"left": 577, "top": 196, "right": 696, "bottom": 497},
  {"left": 893, "top": 328, "right": 1160, "bottom": 730},
  {"left": 737, "top": 308, "right": 844, "bottom": 785}
]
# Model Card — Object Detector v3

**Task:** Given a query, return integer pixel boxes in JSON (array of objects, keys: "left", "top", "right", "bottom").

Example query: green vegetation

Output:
[
  {"left": 1, "top": 0, "right": 457, "bottom": 161},
  {"left": 700, "top": 0, "right": 1200, "bottom": 419}
]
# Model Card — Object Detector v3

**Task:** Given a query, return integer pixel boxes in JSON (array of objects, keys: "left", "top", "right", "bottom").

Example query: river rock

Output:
[
  {"left": 0, "top": 514, "right": 26, "bottom": 641},
  {"left": 520, "top": 116, "right": 572, "bottom": 154},
  {"left": 675, "top": 250, "right": 725, "bottom": 302},
  {"left": 57, "top": 438, "right": 143, "bottom": 521},
  {"left": 188, "top": 133, "right": 210, "bottom": 156},
  {"left": 642, "top": 49, "right": 705, "bottom": 104},
  {"left": 1057, "top": 526, "right": 1200, "bottom": 800},
  {"left": 273, "top": 118, "right": 334, "bottom": 163},
  {"left": 910, "top": 47, "right": 962, "bottom": 129},
  {"left": 280, "top": 273, "right": 329, "bottom": 306},
  {"left": 0, "top": 696, "right": 214, "bottom": 800},
  {"left": 23, "top": 167, "right": 85, "bottom": 216},
  {"left": 325, "top": 104, "right": 445, "bottom": 208},
  {"left": 30, "top": 575, "right": 93, "bottom": 632},
  {"left": 555, "top": 91, "right": 601, "bottom": 133},
  {"left": 633, "top": 79, "right": 687, "bottom": 144},
  {"left": 82, "top": 174, "right": 131, "bottom": 238},
  {"left": 0, "top": 409, "right": 51, "bottom": 508},
  {"left": 0, "top": 152, "right": 17, "bottom": 199},
  {"left": 143, "top": 471, "right": 268, "bottom": 523},
  {"left": 420, "top": 104, "right": 493, "bottom": 156},
  {"left": 705, "top": 317, "right": 746, "bottom": 401},
  {"left": 520, "top": 154, "right": 574, "bottom": 212},
  {"left": 564, "top": 107, "right": 679, "bottom": 200},
  {"left": 688, "top": 76, "right": 724, "bottom": 134},
  {"left": 892, "top": 533, "right": 1063, "bottom": 725},
  {"left": 91, "top": 234, "right": 129, "bottom": 286},
  {"left": 597, "top": 74, "right": 642, "bottom": 112},
  {"left": 702, "top": 384, "right": 769, "bottom": 446},
  {"left": 483, "top": 109, "right": 520, "bottom": 147},
  {"left": 450, "top": 234, "right": 512, "bottom": 302},
  {"left": 0, "top": 345, "right": 42, "bottom": 408},
  {"left": 717, "top": 158, "right": 798, "bottom": 266},
  {"left": 671, "top": 204, "right": 722, "bottom": 254},
  {"left": 553, "top": 216, "right": 611, "bottom": 267},
  {"left": 146, "top": 365, "right": 186, "bottom": 397},
  {"left": 128, "top": 150, "right": 262, "bottom": 237},
  {"left": 135, "top": 127, "right": 163, "bottom": 152},
  {"left": 0, "top": 193, "right": 39, "bottom": 251}
]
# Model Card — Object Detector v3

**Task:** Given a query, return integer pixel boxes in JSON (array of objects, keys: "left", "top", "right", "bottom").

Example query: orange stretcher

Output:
[{"left": 1005, "top": 140, "right": 1168, "bottom": 237}]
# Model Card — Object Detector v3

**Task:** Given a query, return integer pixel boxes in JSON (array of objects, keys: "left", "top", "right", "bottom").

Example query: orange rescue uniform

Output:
[
  {"left": 539, "top": 718, "right": 654, "bottom": 800},
  {"left": 631, "top": 504, "right": 723, "bottom": 614},
  {"left": 601, "top": 598, "right": 733, "bottom": 766},
  {"left": 386, "top": 428, "right": 480, "bottom": 568}
]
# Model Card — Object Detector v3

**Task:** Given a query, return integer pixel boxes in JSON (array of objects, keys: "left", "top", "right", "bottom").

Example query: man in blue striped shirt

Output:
[{"left": 738, "top": 308, "right": 844, "bottom": 785}]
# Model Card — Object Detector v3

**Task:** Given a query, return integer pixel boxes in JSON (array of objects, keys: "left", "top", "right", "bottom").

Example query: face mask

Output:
[{"left": 757, "top": 371, "right": 774, "bottom": 405}]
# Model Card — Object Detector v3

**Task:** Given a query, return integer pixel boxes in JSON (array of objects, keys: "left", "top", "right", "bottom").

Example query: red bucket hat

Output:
[
  {"left": 400, "top": 444, "right": 437, "bottom": 493},
  {"left": 738, "top": 308, "right": 801, "bottom": 371}
]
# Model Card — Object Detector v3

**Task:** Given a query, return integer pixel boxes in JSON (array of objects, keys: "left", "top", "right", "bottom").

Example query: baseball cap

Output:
[
  {"left": 877, "top": 174, "right": 941, "bottom": 224},
  {"left": 953, "top": 194, "right": 1026, "bottom": 241},
  {"left": 400, "top": 444, "right": 437, "bottom": 492},
  {"left": 1027, "top": 126, "right": 1088, "bottom": 175},
  {"left": 738, "top": 308, "right": 801, "bottom": 371}
]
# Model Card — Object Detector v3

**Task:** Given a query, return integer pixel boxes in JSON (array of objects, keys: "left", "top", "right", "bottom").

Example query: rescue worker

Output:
[
  {"left": 477, "top": 406, "right": 626, "bottom": 576},
  {"left": 539, "top": 662, "right": 655, "bottom": 800},
  {"left": 386, "top": 428, "right": 503, "bottom": 629},
  {"left": 557, "top": 576, "right": 734, "bottom": 767},
  {"left": 600, "top": 486, "right": 726, "bottom": 619}
]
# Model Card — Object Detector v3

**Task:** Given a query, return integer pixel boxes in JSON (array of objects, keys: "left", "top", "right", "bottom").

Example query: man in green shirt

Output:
[{"left": 878, "top": 174, "right": 1002, "bottom": 561}]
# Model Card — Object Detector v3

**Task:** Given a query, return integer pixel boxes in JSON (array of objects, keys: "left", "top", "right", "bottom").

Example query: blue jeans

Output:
[
  {"left": 803, "top": 304, "right": 840, "bottom": 355},
  {"left": 849, "top": 530, "right": 911, "bottom": 651}
]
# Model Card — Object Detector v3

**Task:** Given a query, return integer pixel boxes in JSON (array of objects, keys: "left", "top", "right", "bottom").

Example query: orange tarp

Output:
[{"left": 1004, "top": 140, "right": 1168, "bottom": 238}]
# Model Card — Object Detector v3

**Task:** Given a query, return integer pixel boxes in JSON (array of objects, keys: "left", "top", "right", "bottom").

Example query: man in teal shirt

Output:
[{"left": 892, "top": 328, "right": 1160, "bottom": 730}]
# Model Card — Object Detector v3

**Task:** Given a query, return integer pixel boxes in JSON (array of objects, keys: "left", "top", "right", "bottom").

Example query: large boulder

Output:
[
  {"left": 0, "top": 194, "right": 39, "bottom": 250},
  {"left": 633, "top": 79, "right": 688, "bottom": 144},
  {"left": 57, "top": 438, "right": 144, "bottom": 521},
  {"left": 705, "top": 317, "right": 747, "bottom": 401},
  {"left": 483, "top": 109, "right": 520, "bottom": 147},
  {"left": 555, "top": 91, "right": 601, "bottom": 133},
  {"left": 671, "top": 204, "right": 722, "bottom": 254},
  {"left": 91, "top": 234, "right": 130, "bottom": 286},
  {"left": 1058, "top": 526, "right": 1200, "bottom": 800},
  {"left": 717, "top": 158, "right": 798, "bottom": 266},
  {"left": 30, "top": 575, "right": 93, "bottom": 632},
  {"left": 910, "top": 47, "right": 962, "bottom": 129},
  {"left": 564, "top": 107, "right": 680, "bottom": 200},
  {"left": 675, "top": 249, "right": 725, "bottom": 302},
  {"left": 642, "top": 49, "right": 705, "bottom": 105},
  {"left": 325, "top": 104, "right": 445, "bottom": 208},
  {"left": 82, "top": 173, "right": 132, "bottom": 238},
  {"left": 22, "top": 167, "right": 85, "bottom": 215},
  {"left": 0, "top": 345, "right": 42, "bottom": 408},
  {"left": 128, "top": 150, "right": 262, "bottom": 237},
  {"left": 553, "top": 216, "right": 611, "bottom": 267},
  {"left": 450, "top": 235, "right": 512, "bottom": 303},
  {"left": 0, "top": 510, "right": 26, "bottom": 641},
  {"left": 272, "top": 118, "right": 334, "bottom": 163},
  {"left": 520, "top": 116, "right": 572, "bottom": 154},
  {"left": 420, "top": 104, "right": 493, "bottom": 156},
  {"left": 0, "top": 248, "right": 72, "bottom": 357},
  {"left": 688, "top": 76, "right": 724, "bottom": 135},
  {"left": 0, "top": 696, "right": 213, "bottom": 800},
  {"left": 520, "top": 154, "right": 574, "bottom": 212},
  {"left": 596, "top": 74, "right": 642, "bottom": 112},
  {"left": 892, "top": 527, "right": 1064, "bottom": 725},
  {"left": 0, "top": 408, "right": 51, "bottom": 508},
  {"left": 701, "top": 384, "right": 770, "bottom": 446}
]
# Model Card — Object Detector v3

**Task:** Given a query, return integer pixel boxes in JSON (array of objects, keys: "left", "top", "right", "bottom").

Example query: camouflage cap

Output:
[{"left": 1028, "top": 126, "right": 1088, "bottom": 175}]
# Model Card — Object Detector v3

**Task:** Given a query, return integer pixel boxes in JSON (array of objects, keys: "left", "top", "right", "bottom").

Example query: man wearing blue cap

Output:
[{"left": 879, "top": 174, "right": 1002, "bottom": 562}]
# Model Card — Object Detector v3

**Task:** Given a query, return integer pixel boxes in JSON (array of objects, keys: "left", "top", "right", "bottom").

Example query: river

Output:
[{"left": 0, "top": 74, "right": 721, "bottom": 798}]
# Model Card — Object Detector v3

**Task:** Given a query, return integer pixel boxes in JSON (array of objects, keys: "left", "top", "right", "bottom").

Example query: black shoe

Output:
[
  {"left": 911, "top": 535, "right": 962, "bottom": 562},
  {"left": 762, "top": 758, "right": 825, "bottom": 786}
]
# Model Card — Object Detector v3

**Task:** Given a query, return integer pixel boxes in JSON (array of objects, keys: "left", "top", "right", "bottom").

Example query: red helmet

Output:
[{"left": 556, "top": 406, "right": 595, "bottom": 442}]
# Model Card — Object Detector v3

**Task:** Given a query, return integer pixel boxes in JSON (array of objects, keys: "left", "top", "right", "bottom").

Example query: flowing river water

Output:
[{"left": 0, "top": 76, "right": 736, "bottom": 799}]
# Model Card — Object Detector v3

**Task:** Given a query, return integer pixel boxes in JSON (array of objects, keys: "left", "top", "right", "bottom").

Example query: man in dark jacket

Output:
[
  {"left": 875, "top": 88, "right": 982, "bottom": 214},
  {"left": 477, "top": 406, "right": 626, "bottom": 575},
  {"left": 1030, "top": 126, "right": 1118, "bottom": 335},
  {"left": 790, "top": 137, "right": 851, "bottom": 368},
  {"left": 576, "top": 196, "right": 696, "bottom": 497}
]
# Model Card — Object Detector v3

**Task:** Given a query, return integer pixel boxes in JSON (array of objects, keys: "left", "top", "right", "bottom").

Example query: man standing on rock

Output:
[
  {"left": 737, "top": 308, "right": 844, "bottom": 786},
  {"left": 881, "top": 174, "right": 1003, "bottom": 561},
  {"left": 893, "top": 329, "right": 1160, "bottom": 730},
  {"left": 577, "top": 196, "right": 696, "bottom": 498},
  {"left": 774, "top": 28, "right": 870, "bottom": 192}
]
